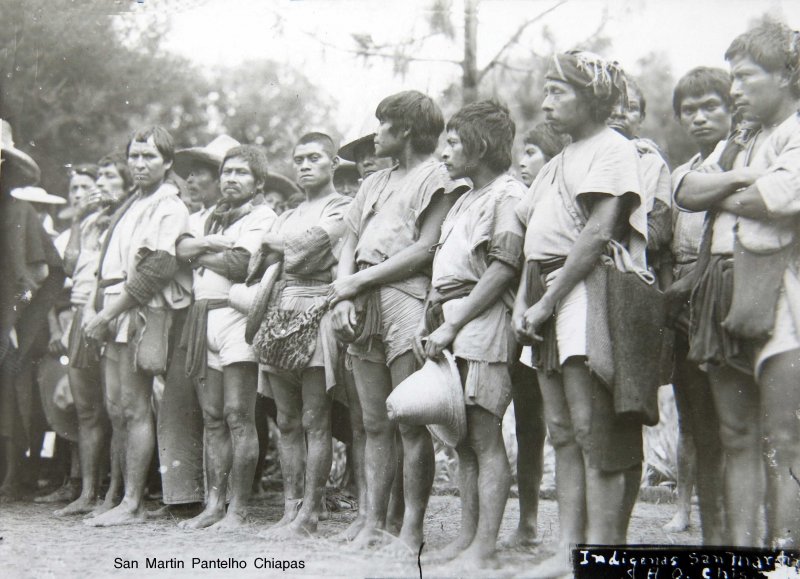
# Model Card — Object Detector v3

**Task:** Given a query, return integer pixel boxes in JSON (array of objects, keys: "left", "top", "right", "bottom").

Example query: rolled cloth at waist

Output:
[
  {"left": 424, "top": 284, "right": 475, "bottom": 331},
  {"left": 181, "top": 298, "right": 228, "bottom": 381},
  {"left": 528, "top": 257, "right": 566, "bottom": 375}
]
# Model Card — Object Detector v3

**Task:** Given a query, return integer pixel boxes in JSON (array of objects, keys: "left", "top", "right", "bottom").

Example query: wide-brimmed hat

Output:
[
  {"left": 11, "top": 186, "right": 66, "bottom": 205},
  {"left": 172, "top": 134, "right": 241, "bottom": 179},
  {"left": 386, "top": 350, "right": 467, "bottom": 447},
  {"left": 263, "top": 172, "right": 301, "bottom": 197},
  {"left": 37, "top": 356, "right": 78, "bottom": 442},
  {"left": 338, "top": 133, "right": 376, "bottom": 163},
  {"left": 1, "top": 119, "right": 41, "bottom": 186},
  {"left": 245, "top": 260, "right": 283, "bottom": 344}
]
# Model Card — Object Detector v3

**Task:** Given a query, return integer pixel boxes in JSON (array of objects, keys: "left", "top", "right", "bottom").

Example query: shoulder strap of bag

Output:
[{"left": 555, "top": 152, "right": 588, "bottom": 232}]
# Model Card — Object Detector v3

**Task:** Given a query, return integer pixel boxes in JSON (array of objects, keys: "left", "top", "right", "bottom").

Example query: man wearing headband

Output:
[{"left": 515, "top": 51, "right": 647, "bottom": 575}]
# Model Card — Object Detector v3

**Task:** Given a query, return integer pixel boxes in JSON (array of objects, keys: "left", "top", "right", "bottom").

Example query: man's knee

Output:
[
  {"left": 224, "top": 406, "right": 253, "bottom": 433},
  {"left": 275, "top": 411, "right": 302, "bottom": 436},
  {"left": 546, "top": 412, "right": 578, "bottom": 450},
  {"left": 301, "top": 409, "right": 330, "bottom": 436},
  {"left": 718, "top": 419, "right": 758, "bottom": 453},
  {"left": 398, "top": 422, "right": 429, "bottom": 443}
]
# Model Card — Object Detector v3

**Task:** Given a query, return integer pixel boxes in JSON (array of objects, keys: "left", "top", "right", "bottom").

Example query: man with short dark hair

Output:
[
  {"left": 329, "top": 91, "right": 467, "bottom": 552},
  {"left": 417, "top": 100, "right": 525, "bottom": 568},
  {"left": 256, "top": 132, "right": 351, "bottom": 538},
  {"left": 84, "top": 126, "right": 192, "bottom": 527},
  {"left": 176, "top": 145, "right": 276, "bottom": 531},
  {"left": 661, "top": 66, "right": 732, "bottom": 543},
  {"left": 676, "top": 21, "right": 800, "bottom": 548}
]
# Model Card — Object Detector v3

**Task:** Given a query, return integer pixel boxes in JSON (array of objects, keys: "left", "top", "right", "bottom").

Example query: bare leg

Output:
[
  {"left": 450, "top": 406, "right": 511, "bottom": 569},
  {"left": 347, "top": 357, "right": 395, "bottom": 549},
  {"left": 425, "top": 443, "right": 478, "bottom": 564},
  {"left": 529, "top": 364, "right": 584, "bottom": 578},
  {"left": 179, "top": 369, "right": 226, "bottom": 530},
  {"left": 759, "top": 348, "right": 800, "bottom": 548},
  {"left": 390, "top": 352, "right": 434, "bottom": 556},
  {"left": 386, "top": 430, "right": 405, "bottom": 535},
  {"left": 337, "top": 367, "right": 368, "bottom": 541},
  {"left": 209, "top": 362, "right": 258, "bottom": 531},
  {"left": 89, "top": 357, "right": 124, "bottom": 517},
  {"left": 707, "top": 364, "right": 762, "bottom": 547},
  {"left": 86, "top": 343, "right": 154, "bottom": 527},
  {"left": 252, "top": 394, "right": 270, "bottom": 497},
  {"left": 677, "top": 348, "right": 724, "bottom": 545},
  {"left": 501, "top": 361, "right": 545, "bottom": 549},
  {"left": 56, "top": 365, "right": 106, "bottom": 516},
  {"left": 273, "top": 369, "right": 332, "bottom": 537}
]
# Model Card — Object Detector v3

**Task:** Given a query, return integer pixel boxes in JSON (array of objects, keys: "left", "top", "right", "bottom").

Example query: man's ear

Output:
[
  {"left": 331, "top": 155, "right": 340, "bottom": 172},
  {"left": 477, "top": 138, "right": 489, "bottom": 161}
]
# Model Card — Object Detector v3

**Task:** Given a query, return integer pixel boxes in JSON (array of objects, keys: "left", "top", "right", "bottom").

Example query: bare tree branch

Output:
[{"left": 478, "top": 0, "right": 568, "bottom": 81}]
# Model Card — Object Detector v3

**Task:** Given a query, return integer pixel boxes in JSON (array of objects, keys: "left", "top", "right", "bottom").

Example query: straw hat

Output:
[
  {"left": 11, "top": 186, "right": 66, "bottom": 205},
  {"left": 37, "top": 356, "right": 78, "bottom": 442},
  {"left": 1, "top": 119, "right": 41, "bottom": 186},
  {"left": 263, "top": 172, "right": 301, "bottom": 197},
  {"left": 386, "top": 350, "right": 467, "bottom": 447},
  {"left": 229, "top": 282, "right": 259, "bottom": 316},
  {"left": 338, "top": 133, "right": 376, "bottom": 163},
  {"left": 172, "top": 135, "right": 241, "bottom": 179},
  {"left": 245, "top": 261, "right": 283, "bottom": 344}
]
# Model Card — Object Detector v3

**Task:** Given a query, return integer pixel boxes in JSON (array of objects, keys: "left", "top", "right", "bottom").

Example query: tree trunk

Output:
[{"left": 462, "top": 0, "right": 479, "bottom": 105}]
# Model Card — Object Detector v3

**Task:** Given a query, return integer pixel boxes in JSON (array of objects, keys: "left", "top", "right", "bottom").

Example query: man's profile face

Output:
[
  {"left": 729, "top": 55, "right": 786, "bottom": 125},
  {"left": 374, "top": 120, "right": 405, "bottom": 158},
  {"left": 185, "top": 162, "right": 219, "bottom": 207},
  {"left": 542, "top": 80, "right": 590, "bottom": 138},
  {"left": 128, "top": 137, "right": 171, "bottom": 191},
  {"left": 220, "top": 156, "right": 258, "bottom": 204},
  {"left": 678, "top": 92, "right": 731, "bottom": 150},
  {"left": 519, "top": 144, "right": 546, "bottom": 187},
  {"left": 293, "top": 141, "right": 336, "bottom": 193},
  {"left": 441, "top": 129, "right": 471, "bottom": 180}
]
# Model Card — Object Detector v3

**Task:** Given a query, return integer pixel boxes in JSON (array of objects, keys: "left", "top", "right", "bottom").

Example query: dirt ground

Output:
[{"left": 1, "top": 490, "right": 701, "bottom": 578}]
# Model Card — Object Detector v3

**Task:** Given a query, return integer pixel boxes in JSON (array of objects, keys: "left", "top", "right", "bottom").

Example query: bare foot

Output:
[
  {"left": 377, "top": 532, "right": 420, "bottom": 559},
  {"left": 335, "top": 515, "right": 366, "bottom": 542},
  {"left": 445, "top": 545, "right": 501, "bottom": 571},
  {"left": 34, "top": 481, "right": 80, "bottom": 504},
  {"left": 258, "top": 499, "right": 302, "bottom": 536},
  {"left": 177, "top": 507, "right": 225, "bottom": 530},
  {"left": 0, "top": 483, "right": 23, "bottom": 504},
  {"left": 83, "top": 500, "right": 146, "bottom": 527},
  {"left": 345, "top": 526, "right": 391, "bottom": 551},
  {"left": 499, "top": 527, "right": 542, "bottom": 550},
  {"left": 85, "top": 496, "right": 121, "bottom": 519},
  {"left": 54, "top": 496, "right": 99, "bottom": 516},
  {"left": 386, "top": 517, "right": 402, "bottom": 537},
  {"left": 209, "top": 510, "right": 248, "bottom": 532},
  {"left": 663, "top": 508, "right": 690, "bottom": 533},
  {"left": 421, "top": 534, "right": 471, "bottom": 565},
  {"left": 524, "top": 549, "right": 572, "bottom": 579}
]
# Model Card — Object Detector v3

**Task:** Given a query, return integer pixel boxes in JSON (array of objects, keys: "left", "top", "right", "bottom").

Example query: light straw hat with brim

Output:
[
  {"left": 11, "top": 186, "right": 66, "bottom": 205},
  {"left": 172, "top": 135, "right": 241, "bottom": 179},
  {"left": 1, "top": 119, "right": 41, "bottom": 186},
  {"left": 338, "top": 133, "right": 376, "bottom": 163},
  {"left": 386, "top": 349, "right": 467, "bottom": 447}
]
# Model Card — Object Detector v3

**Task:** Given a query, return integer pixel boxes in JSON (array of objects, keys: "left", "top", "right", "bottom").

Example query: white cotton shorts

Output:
[
  {"left": 554, "top": 279, "right": 588, "bottom": 365},
  {"left": 755, "top": 286, "right": 800, "bottom": 379},
  {"left": 206, "top": 306, "right": 257, "bottom": 371}
]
